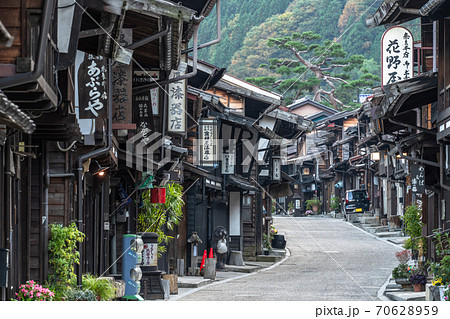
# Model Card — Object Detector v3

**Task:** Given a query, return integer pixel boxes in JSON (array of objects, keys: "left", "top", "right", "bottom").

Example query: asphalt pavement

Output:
[{"left": 174, "top": 216, "right": 403, "bottom": 301}]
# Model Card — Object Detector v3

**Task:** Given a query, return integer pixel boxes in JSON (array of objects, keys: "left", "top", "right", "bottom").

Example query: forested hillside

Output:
[
  {"left": 198, "top": 0, "right": 385, "bottom": 79},
  {"left": 197, "top": 0, "right": 292, "bottom": 68}
]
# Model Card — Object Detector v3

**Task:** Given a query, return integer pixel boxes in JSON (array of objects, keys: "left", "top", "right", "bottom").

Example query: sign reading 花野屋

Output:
[{"left": 381, "top": 26, "right": 414, "bottom": 87}]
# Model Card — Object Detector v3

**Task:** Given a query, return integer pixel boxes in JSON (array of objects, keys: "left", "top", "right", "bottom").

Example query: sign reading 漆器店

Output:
[
  {"left": 168, "top": 63, "right": 187, "bottom": 134},
  {"left": 381, "top": 26, "right": 414, "bottom": 87}
]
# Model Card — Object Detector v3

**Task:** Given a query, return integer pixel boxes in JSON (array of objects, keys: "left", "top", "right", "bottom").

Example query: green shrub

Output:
[
  {"left": 48, "top": 222, "right": 85, "bottom": 292},
  {"left": 330, "top": 196, "right": 340, "bottom": 211},
  {"left": 82, "top": 274, "right": 116, "bottom": 301},
  {"left": 401, "top": 205, "right": 425, "bottom": 252},
  {"left": 392, "top": 263, "right": 409, "bottom": 279},
  {"left": 306, "top": 196, "right": 321, "bottom": 210},
  {"left": 63, "top": 288, "right": 96, "bottom": 301}
]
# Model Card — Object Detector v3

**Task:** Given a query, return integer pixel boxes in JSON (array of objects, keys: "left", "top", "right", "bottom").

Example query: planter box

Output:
[{"left": 395, "top": 278, "right": 412, "bottom": 289}]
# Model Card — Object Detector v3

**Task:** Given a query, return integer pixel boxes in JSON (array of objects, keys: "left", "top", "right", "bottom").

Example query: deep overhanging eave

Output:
[{"left": 91, "top": 0, "right": 195, "bottom": 22}]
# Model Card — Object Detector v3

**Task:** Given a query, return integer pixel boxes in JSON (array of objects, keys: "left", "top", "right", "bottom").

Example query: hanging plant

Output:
[
  {"left": 137, "top": 182, "right": 184, "bottom": 257},
  {"left": 48, "top": 222, "right": 85, "bottom": 292}
]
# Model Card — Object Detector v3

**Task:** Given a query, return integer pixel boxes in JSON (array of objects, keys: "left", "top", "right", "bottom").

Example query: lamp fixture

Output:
[{"left": 92, "top": 160, "right": 109, "bottom": 176}]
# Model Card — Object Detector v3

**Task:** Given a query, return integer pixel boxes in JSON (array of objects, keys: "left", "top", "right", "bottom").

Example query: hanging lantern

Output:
[{"left": 150, "top": 187, "right": 166, "bottom": 204}]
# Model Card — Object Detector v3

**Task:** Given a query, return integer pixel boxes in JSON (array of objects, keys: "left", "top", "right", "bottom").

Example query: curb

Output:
[
  {"left": 169, "top": 248, "right": 290, "bottom": 301},
  {"left": 346, "top": 219, "right": 406, "bottom": 301}
]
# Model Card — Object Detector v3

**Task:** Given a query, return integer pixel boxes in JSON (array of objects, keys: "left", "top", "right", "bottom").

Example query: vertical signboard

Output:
[
  {"left": 381, "top": 26, "right": 414, "bottom": 86},
  {"left": 168, "top": 63, "right": 187, "bottom": 134},
  {"left": 411, "top": 164, "right": 425, "bottom": 194},
  {"left": 133, "top": 70, "right": 159, "bottom": 144},
  {"left": 112, "top": 29, "right": 133, "bottom": 126},
  {"left": 273, "top": 158, "right": 281, "bottom": 181},
  {"left": 199, "top": 118, "right": 217, "bottom": 166},
  {"left": 142, "top": 243, "right": 157, "bottom": 267},
  {"left": 221, "top": 153, "right": 235, "bottom": 174},
  {"left": 77, "top": 53, "right": 108, "bottom": 119}
]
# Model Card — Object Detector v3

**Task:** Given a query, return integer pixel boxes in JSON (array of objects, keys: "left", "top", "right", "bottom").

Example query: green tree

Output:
[
  {"left": 137, "top": 183, "right": 184, "bottom": 257},
  {"left": 246, "top": 31, "right": 379, "bottom": 109}
]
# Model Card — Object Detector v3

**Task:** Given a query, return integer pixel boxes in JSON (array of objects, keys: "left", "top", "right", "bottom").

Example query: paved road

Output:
[{"left": 178, "top": 216, "right": 402, "bottom": 301}]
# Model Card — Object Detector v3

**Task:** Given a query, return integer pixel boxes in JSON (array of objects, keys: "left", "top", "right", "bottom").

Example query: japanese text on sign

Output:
[
  {"left": 382, "top": 27, "right": 414, "bottom": 86},
  {"left": 273, "top": 158, "right": 281, "bottom": 181},
  {"left": 142, "top": 243, "right": 157, "bottom": 267},
  {"left": 168, "top": 63, "right": 187, "bottom": 133},
  {"left": 222, "top": 153, "right": 235, "bottom": 174},
  {"left": 112, "top": 29, "right": 133, "bottom": 125},
  {"left": 133, "top": 70, "right": 159, "bottom": 144},
  {"left": 78, "top": 53, "right": 108, "bottom": 119},
  {"left": 199, "top": 119, "right": 217, "bottom": 166},
  {"left": 411, "top": 164, "right": 425, "bottom": 194}
]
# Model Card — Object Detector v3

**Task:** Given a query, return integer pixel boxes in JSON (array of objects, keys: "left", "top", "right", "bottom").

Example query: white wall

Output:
[{"left": 229, "top": 192, "right": 241, "bottom": 236}]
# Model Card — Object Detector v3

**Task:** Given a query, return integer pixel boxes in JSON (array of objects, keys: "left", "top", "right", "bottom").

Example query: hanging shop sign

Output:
[
  {"left": 381, "top": 26, "right": 414, "bottom": 86},
  {"left": 221, "top": 153, "right": 235, "bottom": 174},
  {"left": 273, "top": 157, "right": 281, "bottom": 181},
  {"left": 112, "top": 29, "right": 133, "bottom": 128},
  {"left": 77, "top": 53, "right": 108, "bottom": 119},
  {"left": 133, "top": 70, "right": 159, "bottom": 144},
  {"left": 199, "top": 118, "right": 217, "bottom": 167},
  {"left": 167, "top": 63, "right": 187, "bottom": 134},
  {"left": 411, "top": 164, "right": 425, "bottom": 194}
]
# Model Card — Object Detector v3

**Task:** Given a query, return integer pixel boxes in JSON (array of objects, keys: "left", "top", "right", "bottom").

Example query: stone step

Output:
[
  {"left": 256, "top": 254, "right": 282, "bottom": 262},
  {"left": 362, "top": 226, "right": 390, "bottom": 234},
  {"left": 177, "top": 277, "right": 212, "bottom": 288},
  {"left": 385, "top": 291, "right": 426, "bottom": 301},
  {"left": 358, "top": 217, "right": 379, "bottom": 225},
  {"left": 376, "top": 231, "right": 403, "bottom": 238}
]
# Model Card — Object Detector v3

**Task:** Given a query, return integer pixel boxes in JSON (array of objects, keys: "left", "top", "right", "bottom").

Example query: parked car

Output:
[{"left": 343, "top": 189, "right": 370, "bottom": 216}]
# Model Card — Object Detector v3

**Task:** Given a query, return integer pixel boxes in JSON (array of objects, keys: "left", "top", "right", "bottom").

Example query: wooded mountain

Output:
[{"left": 198, "top": 0, "right": 385, "bottom": 81}]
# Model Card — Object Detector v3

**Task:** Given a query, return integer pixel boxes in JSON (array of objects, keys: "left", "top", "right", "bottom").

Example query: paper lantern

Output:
[{"left": 150, "top": 188, "right": 166, "bottom": 204}]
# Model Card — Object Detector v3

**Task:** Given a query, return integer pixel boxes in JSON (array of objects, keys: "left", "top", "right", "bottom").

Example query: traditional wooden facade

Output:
[
  {"left": 0, "top": 0, "right": 220, "bottom": 300},
  {"left": 365, "top": 0, "right": 450, "bottom": 259}
]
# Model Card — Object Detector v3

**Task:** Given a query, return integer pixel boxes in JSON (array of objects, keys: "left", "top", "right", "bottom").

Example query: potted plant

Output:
[
  {"left": 428, "top": 229, "right": 450, "bottom": 300},
  {"left": 401, "top": 205, "right": 425, "bottom": 259},
  {"left": 443, "top": 284, "right": 450, "bottom": 301},
  {"left": 287, "top": 201, "right": 295, "bottom": 215},
  {"left": 82, "top": 274, "right": 116, "bottom": 301},
  {"left": 263, "top": 233, "right": 272, "bottom": 255},
  {"left": 392, "top": 263, "right": 410, "bottom": 288},
  {"left": 306, "top": 196, "right": 321, "bottom": 214},
  {"left": 137, "top": 182, "right": 184, "bottom": 257},
  {"left": 330, "top": 195, "right": 340, "bottom": 213},
  {"left": 14, "top": 280, "right": 55, "bottom": 301},
  {"left": 409, "top": 267, "right": 427, "bottom": 292}
]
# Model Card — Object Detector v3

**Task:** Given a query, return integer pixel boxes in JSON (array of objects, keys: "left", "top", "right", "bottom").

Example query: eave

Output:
[{"left": 86, "top": 0, "right": 195, "bottom": 22}]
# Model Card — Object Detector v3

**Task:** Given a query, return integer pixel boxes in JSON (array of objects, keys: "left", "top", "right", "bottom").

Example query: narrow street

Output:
[{"left": 178, "top": 217, "right": 402, "bottom": 301}]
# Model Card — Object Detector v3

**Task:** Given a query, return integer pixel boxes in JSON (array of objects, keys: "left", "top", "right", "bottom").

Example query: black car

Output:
[{"left": 344, "top": 189, "right": 370, "bottom": 216}]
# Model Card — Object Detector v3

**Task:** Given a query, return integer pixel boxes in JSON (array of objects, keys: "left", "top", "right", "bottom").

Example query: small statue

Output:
[{"left": 212, "top": 226, "right": 228, "bottom": 269}]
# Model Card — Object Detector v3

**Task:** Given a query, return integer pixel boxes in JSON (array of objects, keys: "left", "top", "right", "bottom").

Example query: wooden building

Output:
[{"left": 365, "top": 0, "right": 450, "bottom": 259}]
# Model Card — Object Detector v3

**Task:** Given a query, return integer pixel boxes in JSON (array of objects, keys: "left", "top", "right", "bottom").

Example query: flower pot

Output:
[
  {"left": 395, "top": 278, "right": 411, "bottom": 289},
  {"left": 264, "top": 250, "right": 270, "bottom": 255},
  {"left": 413, "top": 284, "right": 424, "bottom": 292},
  {"left": 438, "top": 286, "right": 446, "bottom": 301},
  {"left": 312, "top": 205, "right": 319, "bottom": 213}
]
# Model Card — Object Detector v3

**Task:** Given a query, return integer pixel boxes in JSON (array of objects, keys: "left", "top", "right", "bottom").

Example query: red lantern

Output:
[{"left": 150, "top": 187, "right": 166, "bottom": 204}]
